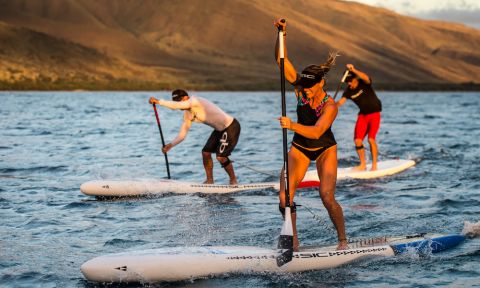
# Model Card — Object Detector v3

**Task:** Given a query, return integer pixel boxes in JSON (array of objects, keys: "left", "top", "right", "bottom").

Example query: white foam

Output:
[{"left": 462, "top": 221, "right": 480, "bottom": 238}]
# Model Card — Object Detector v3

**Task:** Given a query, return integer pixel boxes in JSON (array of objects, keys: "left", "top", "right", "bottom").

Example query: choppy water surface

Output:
[{"left": 1, "top": 91, "right": 479, "bottom": 287}]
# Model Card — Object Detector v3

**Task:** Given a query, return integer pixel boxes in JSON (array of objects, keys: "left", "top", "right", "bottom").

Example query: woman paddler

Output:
[{"left": 274, "top": 18, "right": 348, "bottom": 251}]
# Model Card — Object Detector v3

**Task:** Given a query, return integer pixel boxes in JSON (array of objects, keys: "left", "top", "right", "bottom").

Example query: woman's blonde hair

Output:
[{"left": 303, "top": 51, "right": 339, "bottom": 79}]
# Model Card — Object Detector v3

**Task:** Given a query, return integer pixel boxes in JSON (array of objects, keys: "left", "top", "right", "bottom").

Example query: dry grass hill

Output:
[{"left": 0, "top": 0, "right": 479, "bottom": 90}]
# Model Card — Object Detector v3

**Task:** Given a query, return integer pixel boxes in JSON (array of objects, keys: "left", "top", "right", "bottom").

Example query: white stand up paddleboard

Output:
[
  {"left": 299, "top": 159, "right": 415, "bottom": 188},
  {"left": 81, "top": 233, "right": 464, "bottom": 283},
  {"left": 80, "top": 159, "right": 415, "bottom": 197},
  {"left": 80, "top": 179, "right": 279, "bottom": 197}
]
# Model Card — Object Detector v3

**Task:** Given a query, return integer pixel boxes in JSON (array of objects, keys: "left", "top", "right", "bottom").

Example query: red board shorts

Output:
[{"left": 354, "top": 112, "right": 381, "bottom": 140}]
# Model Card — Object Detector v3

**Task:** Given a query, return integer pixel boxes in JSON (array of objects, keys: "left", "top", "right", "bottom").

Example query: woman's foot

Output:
[
  {"left": 336, "top": 239, "right": 349, "bottom": 250},
  {"left": 203, "top": 179, "right": 214, "bottom": 184},
  {"left": 293, "top": 235, "right": 300, "bottom": 252}
]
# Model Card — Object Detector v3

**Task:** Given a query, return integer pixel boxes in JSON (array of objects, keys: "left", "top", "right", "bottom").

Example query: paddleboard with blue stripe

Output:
[
  {"left": 390, "top": 234, "right": 465, "bottom": 254},
  {"left": 81, "top": 233, "right": 464, "bottom": 283}
]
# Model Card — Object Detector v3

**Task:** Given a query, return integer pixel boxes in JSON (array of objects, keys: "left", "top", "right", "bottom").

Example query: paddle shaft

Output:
[
  {"left": 152, "top": 104, "right": 171, "bottom": 179},
  {"left": 333, "top": 69, "right": 350, "bottom": 100},
  {"left": 275, "top": 20, "right": 294, "bottom": 267},
  {"left": 278, "top": 24, "right": 290, "bottom": 209}
]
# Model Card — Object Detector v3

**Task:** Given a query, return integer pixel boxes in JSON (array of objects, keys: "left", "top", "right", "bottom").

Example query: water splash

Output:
[{"left": 462, "top": 221, "right": 480, "bottom": 239}]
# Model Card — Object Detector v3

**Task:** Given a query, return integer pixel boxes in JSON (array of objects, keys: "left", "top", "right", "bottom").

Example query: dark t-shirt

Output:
[{"left": 342, "top": 79, "right": 382, "bottom": 115}]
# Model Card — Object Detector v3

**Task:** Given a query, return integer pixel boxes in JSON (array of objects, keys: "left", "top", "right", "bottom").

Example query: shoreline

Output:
[
  {"left": 1, "top": 89, "right": 479, "bottom": 93},
  {"left": 1, "top": 82, "right": 480, "bottom": 92}
]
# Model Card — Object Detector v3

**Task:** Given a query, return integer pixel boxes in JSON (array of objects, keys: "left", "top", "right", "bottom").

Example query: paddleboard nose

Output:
[
  {"left": 81, "top": 257, "right": 127, "bottom": 282},
  {"left": 80, "top": 258, "right": 103, "bottom": 281},
  {"left": 80, "top": 181, "right": 97, "bottom": 195},
  {"left": 80, "top": 181, "right": 109, "bottom": 196}
]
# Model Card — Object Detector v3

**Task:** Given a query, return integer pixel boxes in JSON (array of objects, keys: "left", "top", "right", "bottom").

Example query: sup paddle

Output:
[
  {"left": 333, "top": 69, "right": 350, "bottom": 100},
  {"left": 152, "top": 104, "right": 171, "bottom": 179},
  {"left": 276, "top": 19, "right": 294, "bottom": 267}
]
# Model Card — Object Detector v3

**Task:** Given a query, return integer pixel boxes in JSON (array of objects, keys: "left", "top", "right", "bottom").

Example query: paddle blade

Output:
[
  {"left": 276, "top": 247, "right": 293, "bottom": 267},
  {"left": 277, "top": 207, "right": 294, "bottom": 266},
  {"left": 340, "top": 69, "right": 350, "bottom": 83}
]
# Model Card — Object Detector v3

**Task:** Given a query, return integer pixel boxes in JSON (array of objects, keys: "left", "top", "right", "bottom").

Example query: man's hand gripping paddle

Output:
[{"left": 276, "top": 18, "right": 294, "bottom": 267}]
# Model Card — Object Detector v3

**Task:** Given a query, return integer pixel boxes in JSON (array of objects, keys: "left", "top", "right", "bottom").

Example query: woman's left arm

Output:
[{"left": 279, "top": 101, "right": 338, "bottom": 139}]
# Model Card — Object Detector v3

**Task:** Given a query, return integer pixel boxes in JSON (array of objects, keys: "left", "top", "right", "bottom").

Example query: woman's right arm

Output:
[
  {"left": 274, "top": 19, "right": 297, "bottom": 85},
  {"left": 282, "top": 101, "right": 338, "bottom": 139}
]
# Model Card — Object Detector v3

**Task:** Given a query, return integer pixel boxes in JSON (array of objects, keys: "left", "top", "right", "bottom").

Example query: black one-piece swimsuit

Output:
[{"left": 291, "top": 93, "right": 336, "bottom": 161}]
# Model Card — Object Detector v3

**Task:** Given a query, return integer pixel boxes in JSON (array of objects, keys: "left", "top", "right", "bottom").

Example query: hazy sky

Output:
[{"left": 347, "top": 0, "right": 480, "bottom": 29}]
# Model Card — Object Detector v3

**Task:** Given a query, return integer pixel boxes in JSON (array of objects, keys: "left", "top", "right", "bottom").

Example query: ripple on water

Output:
[
  {"left": 0, "top": 165, "right": 68, "bottom": 174},
  {"left": 0, "top": 272, "right": 63, "bottom": 288},
  {"left": 392, "top": 120, "right": 419, "bottom": 124},
  {"left": 62, "top": 201, "right": 94, "bottom": 209},
  {"left": 436, "top": 198, "right": 480, "bottom": 210},
  {"left": 103, "top": 238, "right": 148, "bottom": 248},
  {"left": 23, "top": 217, "right": 62, "bottom": 229}
]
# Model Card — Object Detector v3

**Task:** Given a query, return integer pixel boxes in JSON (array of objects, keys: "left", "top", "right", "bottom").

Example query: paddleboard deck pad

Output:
[{"left": 81, "top": 233, "right": 464, "bottom": 283}]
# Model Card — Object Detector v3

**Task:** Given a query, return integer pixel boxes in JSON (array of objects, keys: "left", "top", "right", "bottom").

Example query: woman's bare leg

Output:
[
  {"left": 316, "top": 145, "right": 348, "bottom": 250},
  {"left": 279, "top": 146, "right": 310, "bottom": 251}
]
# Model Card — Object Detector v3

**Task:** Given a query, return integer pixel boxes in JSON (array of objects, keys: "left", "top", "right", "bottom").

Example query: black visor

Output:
[
  {"left": 296, "top": 73, "right": 321, "bottom": 88},
  {"left": 295, "top": 65, "right": 327, "bottom": 88}
]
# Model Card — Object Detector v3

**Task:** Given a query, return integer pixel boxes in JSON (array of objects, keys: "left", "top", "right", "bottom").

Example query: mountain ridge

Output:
[{"left": 0, "top": 0, "right": 479, "bottom": 90}]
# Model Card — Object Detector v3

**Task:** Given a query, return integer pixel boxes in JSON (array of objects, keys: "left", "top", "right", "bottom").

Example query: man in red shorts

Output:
[{"left": 336, "top": 64, "right": 382, "bottom": 171}]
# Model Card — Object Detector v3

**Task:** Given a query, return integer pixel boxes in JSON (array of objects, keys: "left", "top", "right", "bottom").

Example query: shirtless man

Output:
[
  {"left": 336, "top": 64, "right": 382, "bottom": 171},
  {"left": 149, "top": 89, "right": 241, "bottom": 184}
]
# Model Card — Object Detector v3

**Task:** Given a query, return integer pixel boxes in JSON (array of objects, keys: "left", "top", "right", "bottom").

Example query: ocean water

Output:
[{"left": 0, "top": 91, "right": 479, "bottom": 287}]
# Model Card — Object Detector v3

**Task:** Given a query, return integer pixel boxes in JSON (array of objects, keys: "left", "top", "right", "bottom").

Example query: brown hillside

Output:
[
  {"left": 0, "top": 22, "right": 128, "bottom": 83},
  {"left": 0, "top": 0, "right": 479, "bottom": 90}
]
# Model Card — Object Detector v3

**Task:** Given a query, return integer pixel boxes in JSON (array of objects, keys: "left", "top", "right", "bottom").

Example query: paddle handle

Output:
[
  {"left": 153, "top": 104, "right": 171, "bottom": 179},
  {"left": 278, "top": 21, "right": 290, "bottom": 208}
]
